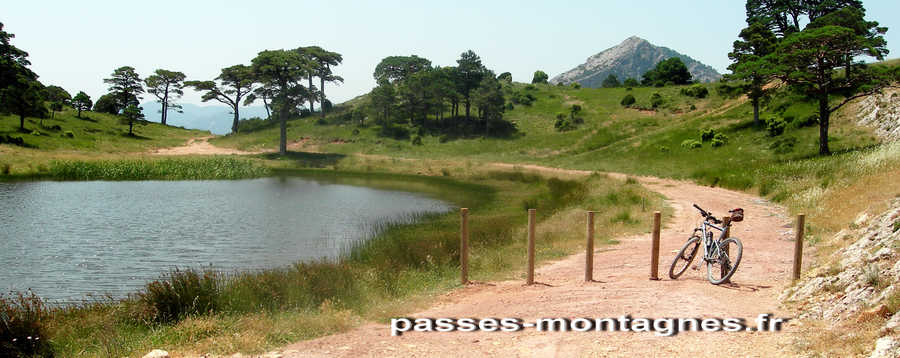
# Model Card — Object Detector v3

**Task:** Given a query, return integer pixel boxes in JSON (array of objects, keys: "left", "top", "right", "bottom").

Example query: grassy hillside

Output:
[{"left": 0, "top": 107, "right": 210, "bottom": 176}]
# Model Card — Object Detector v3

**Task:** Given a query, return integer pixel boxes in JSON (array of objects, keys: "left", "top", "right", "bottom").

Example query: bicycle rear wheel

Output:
[
  {"left": 669, "top": 235, "right": 701, "bottom": 279},
  {"left": 707, "top": 237, "right": 742, "bottom": 285}
]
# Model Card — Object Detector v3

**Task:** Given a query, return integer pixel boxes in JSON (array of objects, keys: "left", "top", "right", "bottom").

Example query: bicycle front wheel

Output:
[
  {"left": 707, "top": 237, "right": 742, "bottom": 285},
  {"left": 669, "top": 235, "right": 701, "bottom": 279}
]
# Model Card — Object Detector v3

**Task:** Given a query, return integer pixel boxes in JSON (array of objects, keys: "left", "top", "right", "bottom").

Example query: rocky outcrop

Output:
[
  {"left": 784, "top": 199, "right": 900, "bottom": 356},
  {"left": 550, "top": 36, "right": 721, "bottom": 87},
  {"left": 857, "top": 89, "right": 900, "bottom": 142}
]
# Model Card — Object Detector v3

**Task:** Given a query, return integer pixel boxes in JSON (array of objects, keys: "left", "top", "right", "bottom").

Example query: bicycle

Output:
[{"left": 668, "top": 204, "right": 744, "bottom": 285}]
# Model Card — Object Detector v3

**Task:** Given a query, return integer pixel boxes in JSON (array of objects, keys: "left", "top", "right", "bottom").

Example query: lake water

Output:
[{"left": 0, "top": 176, "right": 452, "bottom": 303}]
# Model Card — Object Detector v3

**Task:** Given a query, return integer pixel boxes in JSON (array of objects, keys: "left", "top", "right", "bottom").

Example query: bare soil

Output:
[
  {"left": 151, "top": 136, "right": 263, "bottom": 156},
  {"left": 280, "top": 166, "right": 803, "bottom": 357}
]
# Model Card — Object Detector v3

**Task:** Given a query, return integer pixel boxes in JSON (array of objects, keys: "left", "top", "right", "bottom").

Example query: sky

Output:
[{"left": 4, "top": 0, "right": 900, "bottom": 107}]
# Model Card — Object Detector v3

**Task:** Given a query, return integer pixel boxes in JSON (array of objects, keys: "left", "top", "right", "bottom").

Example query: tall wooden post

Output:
[
  {"left": 793, "top": 214, "right": 806, "bottom": 281},
  {"left": 721, "top": 216, "right": 732, "bottom": 282},
  {"left": 527, "top": 209, "right": 536, "bottom": 285},
  {"left": 650, "top": 211, "right": 661, "bottom": 280},
  {"left": 460, "top": 208, "right": 469, "bottom": 285},
  {"left": 585, "top": 211, "right": 595, "bottom": 282}
]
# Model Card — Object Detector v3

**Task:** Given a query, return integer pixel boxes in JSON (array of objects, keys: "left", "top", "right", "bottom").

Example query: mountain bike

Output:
[{"left": 669, "top": 204, "right": 744, "bottom": 285}]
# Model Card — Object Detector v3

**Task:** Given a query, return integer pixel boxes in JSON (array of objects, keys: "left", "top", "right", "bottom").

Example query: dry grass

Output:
[{"left": 793, "top": 318, "right": 887, "bottom": 357}]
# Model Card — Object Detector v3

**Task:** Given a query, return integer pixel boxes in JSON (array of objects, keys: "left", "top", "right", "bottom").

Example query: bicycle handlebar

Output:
[{"left": 693, "top": 203, "right": 722, "bottom": 225}]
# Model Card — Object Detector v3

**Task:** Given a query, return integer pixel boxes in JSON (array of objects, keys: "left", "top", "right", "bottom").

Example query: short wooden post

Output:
[
  {"left": 526, "top": 209, "right": 536, "bottom": 285},
  {"left": 585, "top": 211, "right": 595, "bottom": 282},
  {"left": 721, "top": 216, "right": 731, "bottom": 282},
  {"left": 650, "top": 211, "right": 661, "bottom": 280},
  {"left": 460, "top": 208, "right": 469, "bottom": 285},
  {"left": 792, "top": 214, "right": 806, "bottom": 281}
]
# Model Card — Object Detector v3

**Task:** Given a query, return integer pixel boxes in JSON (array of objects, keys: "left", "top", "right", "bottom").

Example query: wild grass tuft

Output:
[
  {"left": 48, "top": 157, "right": 269, "bottom": 180},
  {"left": 138, "top": 269, "right": 220, "bottom": 324},
  {"left": 0, "top": 291, "right": 54, "bottom": 357}
]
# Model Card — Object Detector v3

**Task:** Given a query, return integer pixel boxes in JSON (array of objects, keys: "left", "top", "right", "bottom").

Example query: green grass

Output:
[{"left": 40, "top": 157, "right": 270, "bottom": 181}]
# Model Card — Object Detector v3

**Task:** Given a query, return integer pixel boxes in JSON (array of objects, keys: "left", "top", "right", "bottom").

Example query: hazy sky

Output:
[{"left": 4, "top": 0, "right": 900, "bottom": 106}]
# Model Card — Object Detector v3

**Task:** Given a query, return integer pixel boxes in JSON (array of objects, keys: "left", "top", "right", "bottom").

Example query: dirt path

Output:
[
  {"left": 279, "top": 165, "right": 801, "bottom": 357},
  {"left": 151, "top": 136, "right": 264, "bottom": 155}
]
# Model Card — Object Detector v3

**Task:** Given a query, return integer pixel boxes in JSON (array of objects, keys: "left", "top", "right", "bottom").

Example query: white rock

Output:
[
  {"left": 885, "top": 312, "right": 900, "bottom": 332},
  {"left": 142, "top": 350, "right": 170, "bottom": 358},
  {"left": 869, "top": 247, "right": 894, "bottom": 262},
  {"left": 856, "top": 213, "right": 871, "bottom": 227},
  {"left": 869, "top": 336, "right": 900, "bottom": 358}
]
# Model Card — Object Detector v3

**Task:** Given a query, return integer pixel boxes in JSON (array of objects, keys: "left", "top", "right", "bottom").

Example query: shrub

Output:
[
  {"left": 139, "top": 268, "right": 220, "bottom": 323},
  {"left": 700, "top": 128, "right": 716, "bottom": 142},
  {"left": 769, "top": 137, "right": 797, "bottom": 154},
  {"left": 0, "top": 291, "right": 54, "bottom": 357},
  {"left": 690, "top": 104, "right": 697, "bottom": 111},
  {"left": 765, "top": 117, "right": 786, "bottom": 136},
  {"left": 30, "top": 130, "right": 41, "bottom": 136},
  {"left": 1, "top": 163, "right": 10, "bottom": 175},
  {"left": 524, "top": 84, "right": 537, "bottom": 91},
  {"left": 571, "top": 82, "right": 581, "bottom": 89},
  {"left": 0, "top": 135, "right": 27, "bottom": 147},
  {"left": 792, "top": 113, "right": 819, "bottom": 128},
  {"left": 63, "top": 130, "right": 75, "bottom": 138},
  {"left": 379, "top": 124, "right": 410, "bottom": 140},
  {"left": 511, "top": 91, "right": 536, "bottom": 106},
  {"left": 554, "top": 113, "right": 574, "bottom": 131},
  {"left": 411, "top": 135, "right": 423, "bottom": 146},
  {"left": 681, "top": 139, "right": 702, "bottom": 149},
  {"left": 620, "top": 94, "right": 636, "bottom": 107},
  {"left": 712, "top": 133, "right": 728, "bottom": 147},
  {"left": 657, "top": 145, "right": 670, "bottom": 153},
  {"left": 351, "top": 128, "right": 360, "bottom": 136},
  {"left": 650, "top": 93, "right": 664, "bottom": 108},
  {"left": 680, "top": 84, "right": 709, "bottom": 98},
  {"left": 505, "top": 102, "right": 514, "bottom": 110}
]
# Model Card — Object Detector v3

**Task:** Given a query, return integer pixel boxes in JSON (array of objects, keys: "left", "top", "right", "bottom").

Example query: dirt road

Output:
[
  {"left": 280, "top": 168, "right": 802, "bottom": 357},
  {"left": 151, "top": 136, "right": 263, "bottom": 155}
]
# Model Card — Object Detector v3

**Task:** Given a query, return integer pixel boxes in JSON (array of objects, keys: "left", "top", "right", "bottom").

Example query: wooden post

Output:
[
  {"left": 650, "top": 211, "right": 661, "bottom": 280},
  {"left": 793, "top": 214, "right": 806, "bottom": 281},
  {"left": 527, "top": 209, "right": 536, "bottom": 285},
  {"left": 721, "top": 216, "right": 731, "bottom": 282},
  {"left": 585, "top": 211, "right": 595, "bottom": 282},
  {"left": 460, "top": 208, "right": 469, "bottom": 285}
]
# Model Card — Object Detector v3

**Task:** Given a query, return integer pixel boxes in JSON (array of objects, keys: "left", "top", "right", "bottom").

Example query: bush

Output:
[
  {"left": 769, "top": 136, "right": 798, "bottom": 154},
  {"left": 63, "top": 130, "right": 75, "bottom": 138},
  {"left": 511, "top": 91, "right": 536, "bottom": 106},
  {"left": 792, "top": 113, "right": 819, "bottom": 128},
  {"left": 504, "top": 102, "right": 514, "bottom": 110},
  {"left": 620, "top": 94, "right": 636, "bottom": 107},
  {"left": 681, "top": 139, "right": 702, "bottom": 149},
  {"left": 379, "top": 124, "right": 410, "bottom": 140},
  {"left": 711, "top": 133, "right": 728, "bottom": 147},
  {"left": 554, "top": 113, "right": 574, "bottom": 131},
  {"left": 680, "top": 84, "right": 709, "bottom": 98},
  {"left": 765, "top": 117, "right": 786, "bottom": 136},
  {"left": 0, "top": 135, "right": 27, "bottom": 147},
  {"left": 0, "top": 291, "right": 54, "bottom": 357},
  {"left": 411, "top": 135, "right": 423, "bottom": 146},
  {"left": 700, "top": 128, "right": 716, "bottom": 142},
  {"left": 650, "top": 93, "right": 664, "bottom": 108},
  {"left": 571, "top": 82, "right": 581, "bottom": 89},
  {"left": 351, "top": 128, "right": 360, "bottom": 136},
  {"left": 657, "top": 145, "right": 670, "bottom": 153},
  {"left": 139, "top": 268, "right": 220, "bottom": 323}
]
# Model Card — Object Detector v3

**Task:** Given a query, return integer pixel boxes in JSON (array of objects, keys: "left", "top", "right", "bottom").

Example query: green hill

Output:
[{"left": 0, "top": 107, "right": 209, "bottom": 175}]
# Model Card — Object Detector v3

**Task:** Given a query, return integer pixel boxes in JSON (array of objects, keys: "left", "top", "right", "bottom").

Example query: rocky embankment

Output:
[
  {"left": 784, "top": 199, "right": 900, "bottom": 358},
  {"left": 858, "top": 89, "right": 900, "bottom": 142}
]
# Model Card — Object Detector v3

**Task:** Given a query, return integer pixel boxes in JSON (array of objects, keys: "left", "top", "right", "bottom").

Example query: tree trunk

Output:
[
  {"left": 19, "top": 115, "right": 25, "bottom": 130},
  {"left": 752, "top": 98, "right": 760, "bottom": 127},
  {"left": 161, "top": 91, "right": 168, "bottom": 126},
  {"left": 77, "top": 108, "right": 82, "bottom": 118},
  {"left": 465, "top": 99, "right": 471, "bottom": 120},
  {"left": 232, "top": 104, "right": 240, "bottom": 133},
  {"left": 129, "top": 121, "right": 134, "bottom": 136},
  {"left": 818, "top": 94, "right": 831, "bottom": 156},
  {"left": 320, "top": 76, "right": 326, "bottom": 118},
  {"left": 308, "top": 74, "right": 315, "bottom": 113},
  {"left": 263, "top": 96, "right": 271, "bottom": 119}
]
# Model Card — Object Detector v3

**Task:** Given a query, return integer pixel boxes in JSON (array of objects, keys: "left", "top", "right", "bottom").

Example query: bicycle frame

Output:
[{"left": 699, "top": 219, "right": 731, "bottom": 263}]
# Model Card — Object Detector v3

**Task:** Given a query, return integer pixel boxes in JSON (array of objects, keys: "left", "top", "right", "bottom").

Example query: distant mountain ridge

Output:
[
  {"left": 550, "top": 36, "right": 722, "bottom": 87},
  {"left": 141, "top": 102, "right": 269, "bottom": 135}
]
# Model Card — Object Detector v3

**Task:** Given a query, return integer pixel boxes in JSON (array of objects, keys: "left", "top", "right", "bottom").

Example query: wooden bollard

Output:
[
  {"left": 527, "top": 209, "right": 536, "bottom": 285},
  {"left": 585, "top": 211, "right": 595, "bottom": 282},
  {"left": 721, "top": 216, "right": 731, "bottom": 283},
  {"left": 460, "top": 208, "right": 469, "bottom": 285},
  {"left": 792, "top": 214, "right": 806, "bottom": 281},
  {"left": 650, "top": 211, "right": 661, "bottom": 280}
]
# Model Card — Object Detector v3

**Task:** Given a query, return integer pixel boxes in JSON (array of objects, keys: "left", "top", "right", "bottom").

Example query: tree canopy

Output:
[
  {"left": 145, "top": 69, "right": 186, "bottom": 126},
  {"left": 186, "top": 64, "right": 255, "bottom": 133},
  {"left": 727, "top": 21, "right": 778, "bottom": 125},
  {"left": 373, "top": 55, "right": 432, "bottom": 84},
  {"left": 601, "top": 74, "right": 621, "bottom": 88},
  {"left": 103, "top": 66, "right": 144, "bottom": 112},
  {"left": 71, "top": 91, "right": 92, "bottom": 118},
  {"left": 531, "top": 70, "right": 549, "bottom": 84},
  {"left": 251, "top": 49, "right": 309, "bottom": 154},
  {"left": 642, "top": 57, "right": 693, "bottom": 86}
]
